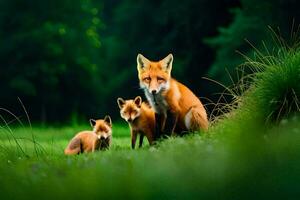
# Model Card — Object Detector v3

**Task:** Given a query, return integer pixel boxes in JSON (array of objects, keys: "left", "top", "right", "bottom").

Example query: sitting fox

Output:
[
  {"left": 64, "top": 116, "right": 112, "bottom": 155},
  {"left": 136, "top": 53, "right": 208, "bottom": 138},
  {"left": 117, "top": 96, "right": 155, "bottom": 149}
]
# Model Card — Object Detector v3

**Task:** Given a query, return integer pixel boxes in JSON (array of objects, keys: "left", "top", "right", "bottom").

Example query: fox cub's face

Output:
[
  {"left": 117, "top": 96, "right": 142, "bottom": 123},
  {"left": 89, "top": 116, "right": 112, "bottom": 140},
  {"left": 137, "top": 54, "right": 173, "bottom": 95}
]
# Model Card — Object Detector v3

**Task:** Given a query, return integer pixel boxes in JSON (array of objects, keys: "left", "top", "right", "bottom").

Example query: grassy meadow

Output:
[
  {"left": 0, "top": 118, "right": 300, "bottom": 199},
  {"left": 0, "top": 41, "right": 300, "bottom": 199}
]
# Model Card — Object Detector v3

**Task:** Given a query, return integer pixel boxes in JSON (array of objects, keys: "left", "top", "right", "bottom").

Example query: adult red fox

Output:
[
  {"left": 117, "top": 96, "right": 155, "bottom": 149},
  {"left": 64, "top": 116, "right": 112, "bottom": 155},
  {"left": 137, "top": 53, "right": 208, "bottom": 138}
]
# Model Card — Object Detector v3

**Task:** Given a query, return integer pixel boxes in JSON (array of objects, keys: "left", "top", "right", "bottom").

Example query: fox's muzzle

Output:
[
  {"left": 99, "top": 136, "right": 106, "bottom": 140},
  {"left": 151, "top": 90, "right": 157, "bottom": 95},
  {"left": 98, "top": 133, "right": 109, "bottom": 140}
]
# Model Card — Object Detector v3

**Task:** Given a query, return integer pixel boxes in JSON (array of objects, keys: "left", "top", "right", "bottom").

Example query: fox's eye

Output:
[
  {"left": 143, "top": 77, "right": 151, "bottom": 83},
  {"left": 157, "top": 77, "right": 165, "bottom": 83}
]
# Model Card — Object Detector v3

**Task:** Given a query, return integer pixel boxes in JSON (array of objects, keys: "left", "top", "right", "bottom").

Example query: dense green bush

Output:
[{"left": 210, "top": 38, "right": 300, "bottom": 139}]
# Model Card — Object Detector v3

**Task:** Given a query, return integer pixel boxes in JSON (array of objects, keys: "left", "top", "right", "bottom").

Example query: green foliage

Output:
[
  {"left": 248, "top": 50, "right": 300, "bottom": 123},
  {"left": 0, "top": 0, "right": 104, "bottom": 121},
  {"left": 210, "top": 36, "right": 300, "bottom": 138}
]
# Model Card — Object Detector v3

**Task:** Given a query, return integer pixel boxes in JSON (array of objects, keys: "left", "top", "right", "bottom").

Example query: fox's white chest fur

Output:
[{"left": 144, "top": 90, "right": 168, "bottom": 115}]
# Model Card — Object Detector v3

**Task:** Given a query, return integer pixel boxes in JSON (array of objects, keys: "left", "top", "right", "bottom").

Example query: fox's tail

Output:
[
  {"left": 64, "top": 138, "right": 82, "bottom": 155},
  {"left": 185, "top": 106, "right": 209, "bottom": 132}
]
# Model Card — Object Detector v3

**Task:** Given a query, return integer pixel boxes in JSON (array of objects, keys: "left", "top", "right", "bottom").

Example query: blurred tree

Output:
[{"left": 0, "top": 0, "right": 104, "bottom": 122}]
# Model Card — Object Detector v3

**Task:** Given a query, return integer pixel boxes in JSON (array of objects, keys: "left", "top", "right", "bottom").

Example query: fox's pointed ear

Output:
[
  {"left": 137, "top": 54, "right": 150, "bottom": 71},
  {"left": 117, "top": 98, "right": 125, "bottom": 109},
  {"left": 104, "top": 115, "right": 112, "bottom": 127},
  {"left": 160, "top": 53, "right": 173, "bottom": 73},
  {"left": 89, "top": 119, "right": 96, "bottom": 127},
  {"left": 134, "top": 96, "right": 142, "bottom": 107}
]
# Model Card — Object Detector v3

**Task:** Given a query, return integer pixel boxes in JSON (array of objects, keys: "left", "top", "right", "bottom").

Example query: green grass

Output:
[
  {"left": 0, "top": 123, "right": 131, "bottom": 158},
  {"left": 0, "top": 118, "right": 300, "bottom": 199}
]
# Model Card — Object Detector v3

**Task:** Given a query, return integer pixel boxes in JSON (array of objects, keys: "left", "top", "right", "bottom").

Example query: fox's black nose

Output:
[
  {"left": 100, "top": 136, "right": 105, "bottom": 140},
  {"left": 127, "top": 118, "right": 133, "bottom": 122},
  {"left": 152, "top": 90, "right": 157, "bottom": 95}
]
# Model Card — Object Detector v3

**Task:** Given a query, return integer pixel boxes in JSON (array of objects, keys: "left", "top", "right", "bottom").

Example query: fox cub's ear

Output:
[
  {"left": 117, "top": 98, "right": 125, "bottom": 109},
  {"left": 104, "top": 115, "right": 112, "bottom": 127},
  {"left": 160, "top": 53, "right": 173, "bottom": 73},
  {"left": 90, "top": 119, "right": 96, "bottom": 127},
  {"left": 137, "top": 54, "right": 150, "bottom": 71},
  {"left": 134, "top": 96, "right": 142, "bottom": 107}
]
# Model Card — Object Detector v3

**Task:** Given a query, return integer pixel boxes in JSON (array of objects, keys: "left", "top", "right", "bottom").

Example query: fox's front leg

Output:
[
  {"left": 154, "top": 113, "right": 164, "bottom": 140},
  {"left": 145, "top": 130, "right": 154, "bottom": 146},
  {"left": 163, "top": 110, "right": 179, "bottom": 136},
  {"left": 131, "top": 131, "right": 137, "bottom": 149},
  {"left": 92, "top": 141, "right": 95, "bottom": 153},
  {"left": 139, "top": 134, "right": 144, "bottom": 148}
]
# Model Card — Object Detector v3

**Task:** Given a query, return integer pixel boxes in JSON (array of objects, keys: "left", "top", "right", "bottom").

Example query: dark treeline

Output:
[{"left": 0, "top": 0, "right": 299, "bottom": 123}]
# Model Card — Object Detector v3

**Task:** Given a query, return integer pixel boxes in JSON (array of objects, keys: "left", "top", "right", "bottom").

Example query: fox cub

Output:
[
  {"left": 137, "top": 53, "right": 208, "bottom": 138},
  {"left": 64, "top": 116, "right": 112, "bottom": 155},
  {"left": 117, "top": 96, "right": 155, "bottom": 149}
]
